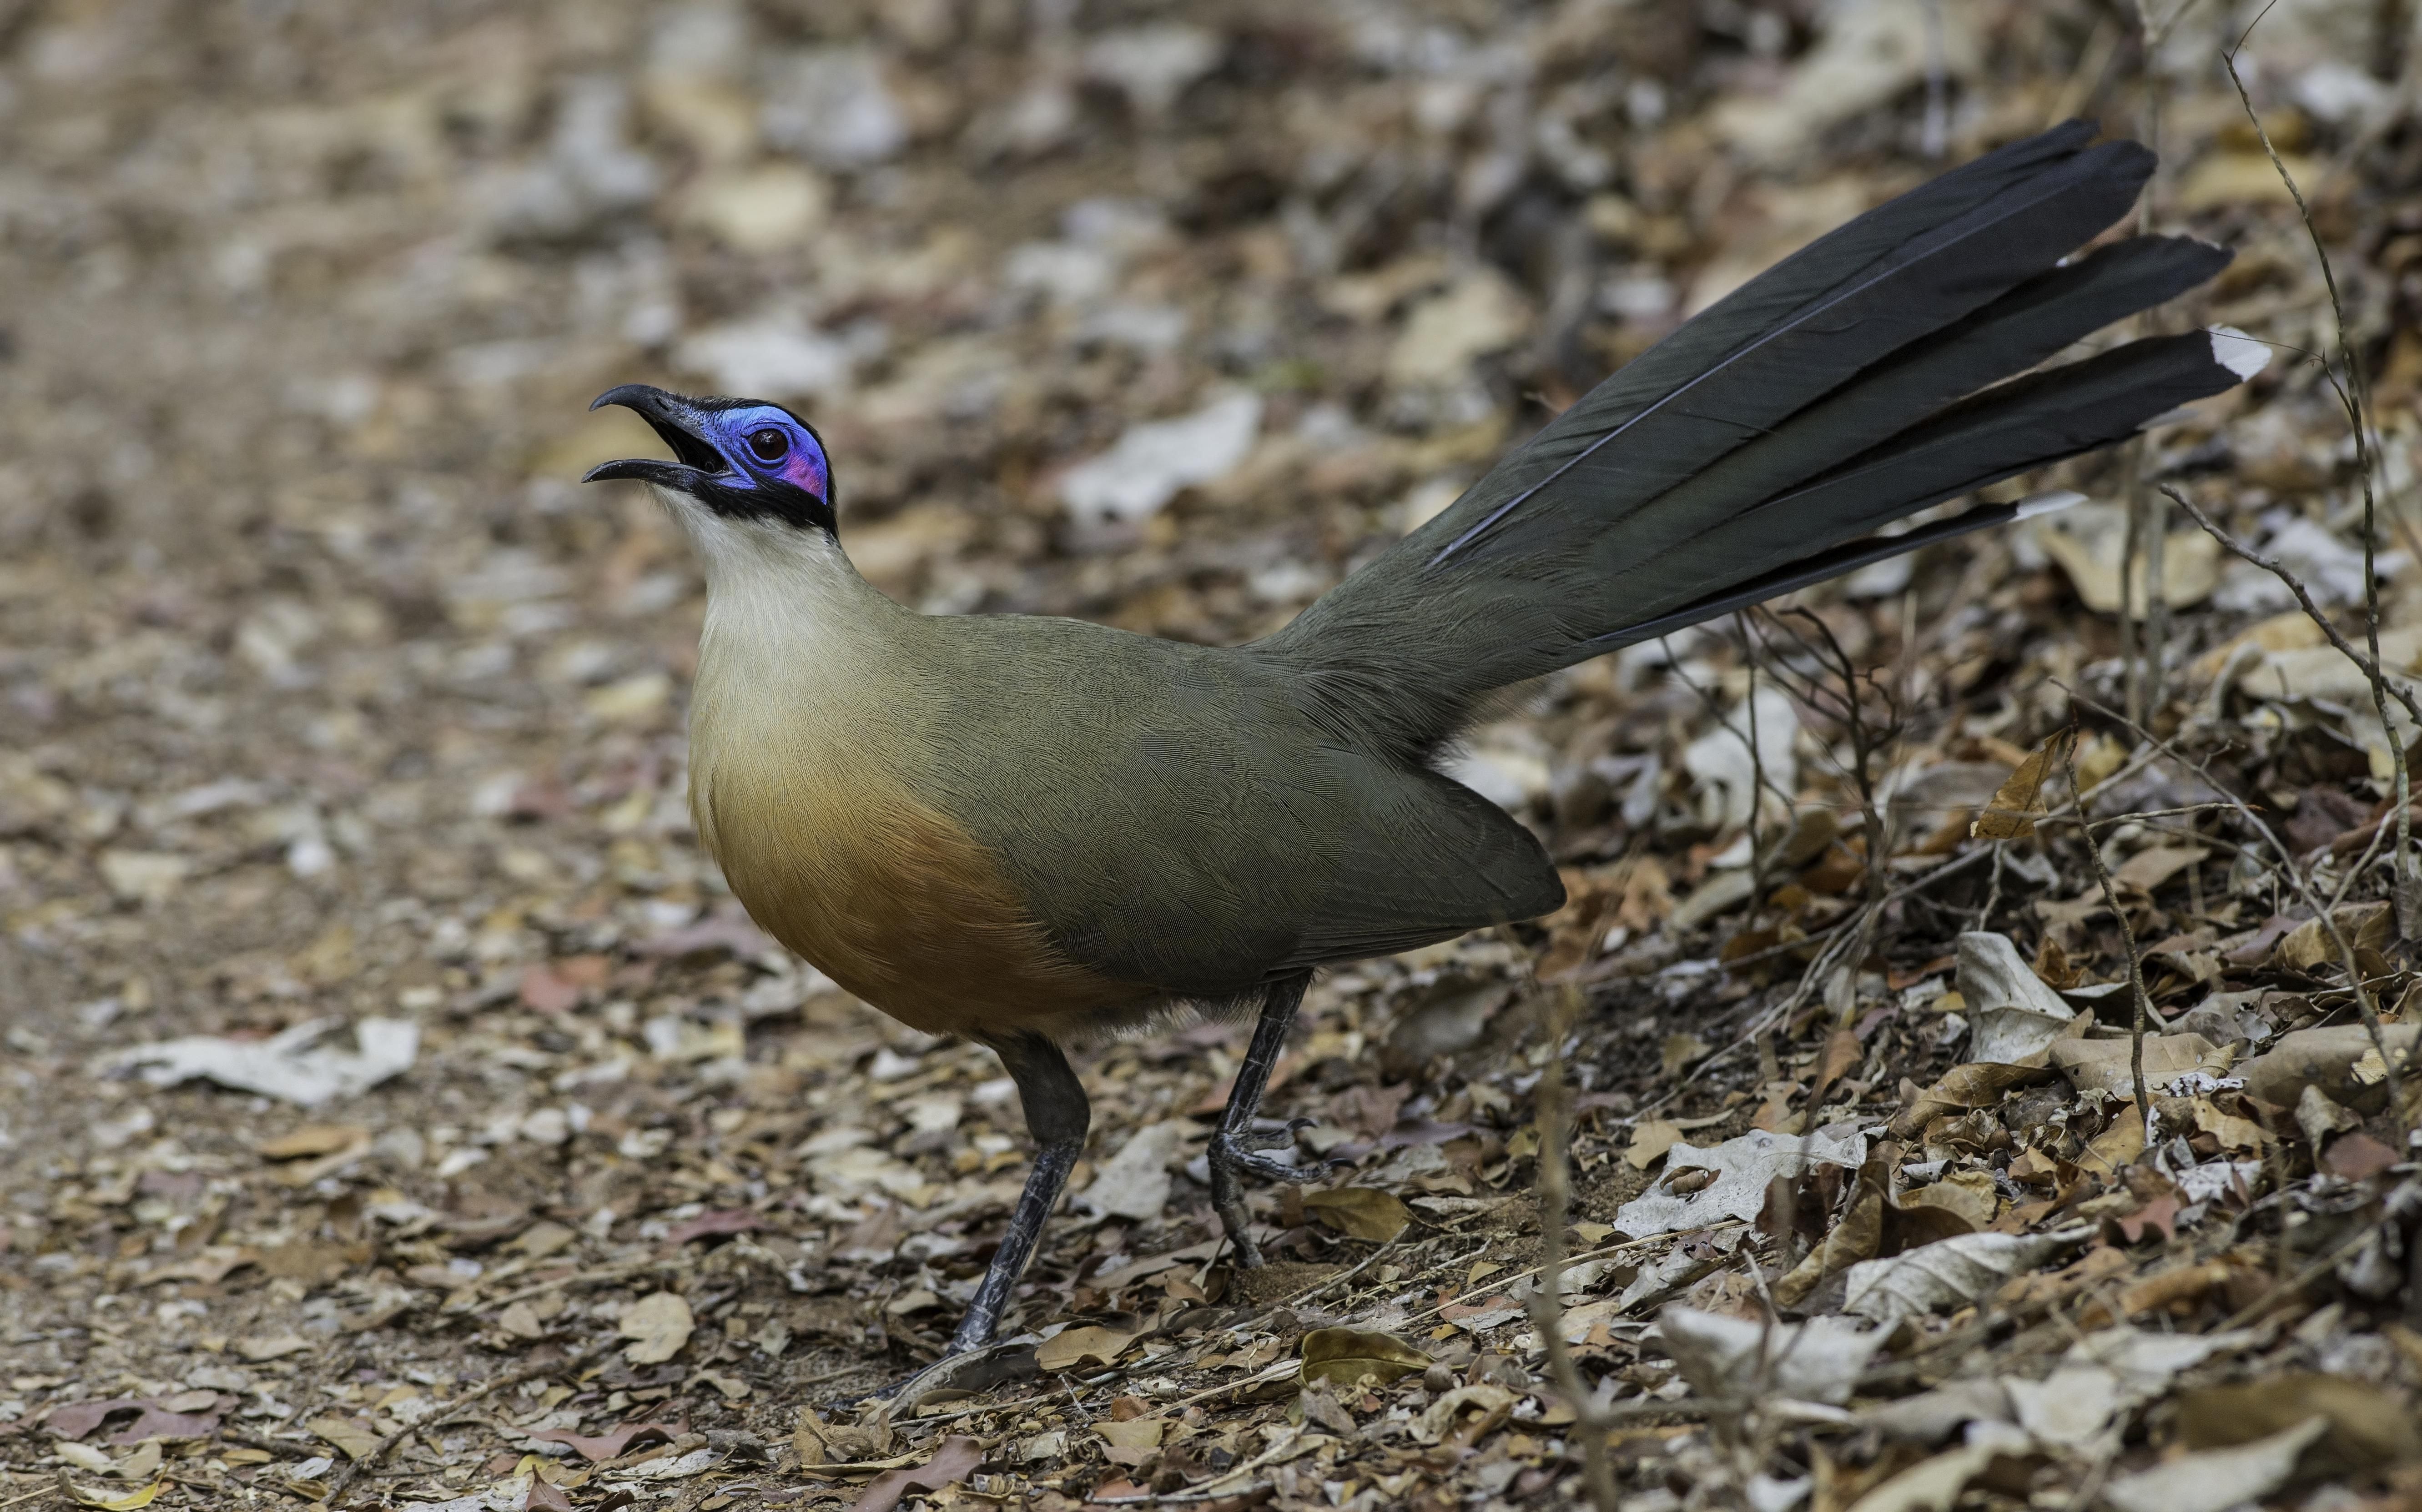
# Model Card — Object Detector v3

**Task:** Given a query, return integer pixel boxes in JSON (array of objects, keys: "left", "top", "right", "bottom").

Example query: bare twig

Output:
[
  {"left": 2165, "top": 483, "right": 2422, "bottom": 920},
  {"left": 326, "top": 1339, "right": 613, "bottom": 1501},
  {"left": 2220, "top": 27, "right": 2414, "bottom": 926},
  {"left": 2061, "top": 724, "right": 2155, "bottom": 1125},
  {"left": 2166, "top": 487, "right": 2422, "bottom": 733},
  {"left": 1526, "top": 983, "right": 1617, "bottom": 1512},
  {"left": 2058, "top": 682, "right": 2410, "bottom": 1131}
]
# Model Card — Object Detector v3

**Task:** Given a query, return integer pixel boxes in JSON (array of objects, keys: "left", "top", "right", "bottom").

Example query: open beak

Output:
[{"left": 582, "top": 385, "right": 729, "bottom": 487}]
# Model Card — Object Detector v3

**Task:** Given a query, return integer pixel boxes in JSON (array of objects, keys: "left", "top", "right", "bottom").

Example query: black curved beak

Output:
[{"left": 583, "top": 385, "right": 728, "bottom": 487}]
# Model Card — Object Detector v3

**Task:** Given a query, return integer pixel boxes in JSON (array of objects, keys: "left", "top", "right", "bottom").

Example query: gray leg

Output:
[
  {"left": 1208, "top": 970, "right": 1324, "bottom": 1267},
  {"left": 946, "top": 1031, "right": 1089, "bottom": 1355}
]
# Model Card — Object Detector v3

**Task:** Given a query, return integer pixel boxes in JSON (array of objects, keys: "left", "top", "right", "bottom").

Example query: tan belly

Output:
[{"left": 691, "top": 752, "right": 1135, "bottom": 1040}]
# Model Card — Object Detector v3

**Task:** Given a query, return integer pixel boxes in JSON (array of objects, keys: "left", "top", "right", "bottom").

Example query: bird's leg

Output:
[
  {"left": 945, "top": 1031, "right": 1088, "bottom": 1355},
  {"left": 1208, "top": 970, "right": 1321, "bottom": 1267}
]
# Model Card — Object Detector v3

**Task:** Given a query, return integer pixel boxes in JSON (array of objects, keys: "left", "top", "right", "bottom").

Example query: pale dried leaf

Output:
[
  {"left": 1614, "top": 1126, "right": 1865, "bottom": 1237},
  {"left": 2103, "top": 1417, "right": 2328, "bottom": 1512},
  {"left": 1841, "top": 1231, "right": 2075, "bottom": 1323}
]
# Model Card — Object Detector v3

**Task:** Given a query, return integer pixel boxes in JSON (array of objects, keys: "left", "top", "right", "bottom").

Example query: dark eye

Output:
[{"left": 746, "top": 428, "right": 789, "bottom": 463}]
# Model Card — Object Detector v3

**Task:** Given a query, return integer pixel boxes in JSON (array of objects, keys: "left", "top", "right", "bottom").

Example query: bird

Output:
[{"left": 582, "top": 119, "right": 2265, "bottom": 1386}]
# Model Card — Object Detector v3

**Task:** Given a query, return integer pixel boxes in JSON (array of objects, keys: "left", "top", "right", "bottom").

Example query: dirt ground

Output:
[{"left": 5, "top": 1, "right": 2422, "bottom": 1510}]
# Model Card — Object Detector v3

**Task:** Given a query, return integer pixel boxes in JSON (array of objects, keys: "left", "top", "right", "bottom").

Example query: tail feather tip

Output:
[
  {"left": 2209, "top": 325, "right": 2271, "bottom": 381},
  {"left": 2015, "top": 489, "right": 2087, "bottom": 520}
]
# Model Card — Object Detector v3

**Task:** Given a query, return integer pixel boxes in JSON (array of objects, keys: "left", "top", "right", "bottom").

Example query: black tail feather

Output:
[{"left": 1266, "top": 121, "right": 2261, "bottom": 759}]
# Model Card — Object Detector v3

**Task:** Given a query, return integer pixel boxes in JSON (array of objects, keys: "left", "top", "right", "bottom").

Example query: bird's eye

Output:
[{"left": 746, "top": 428, "right": 789, "bottom": 463}]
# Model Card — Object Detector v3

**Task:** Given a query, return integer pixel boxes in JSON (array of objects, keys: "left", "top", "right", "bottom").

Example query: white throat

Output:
[{"left": 655, "top": 486, "right": 876, "bottom": 648}]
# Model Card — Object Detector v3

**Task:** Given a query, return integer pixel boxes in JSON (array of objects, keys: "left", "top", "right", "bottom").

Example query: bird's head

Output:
[{"left": 583, "top": 384, "right": 836, "bottom": 538}]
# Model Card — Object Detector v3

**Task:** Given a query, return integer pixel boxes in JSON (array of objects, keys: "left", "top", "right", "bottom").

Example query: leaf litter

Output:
[{"left": 3, "top": 2, "right": 2422, "bottom": 1510}]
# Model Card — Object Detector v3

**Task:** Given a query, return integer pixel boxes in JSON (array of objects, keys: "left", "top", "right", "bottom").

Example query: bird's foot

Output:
[{"left": 1208, "top": 1120, "right": 1353, "bottom": 1268}]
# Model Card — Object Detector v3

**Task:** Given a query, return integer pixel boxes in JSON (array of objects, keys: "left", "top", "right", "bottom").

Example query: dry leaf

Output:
[
  {"left": 255, "top": 1123, "right": 370, "bottom": 1158},
  {"left": 2274, "top": 902, "right": 2392, "bottom": 972},
  {"left": 2177, "top": 1372, "right": 2422, "bottom": 1478},
  {"left": 1035, "top": 1325, "right": 1136, "bottom": 1373},
  {"left": 60, "top": 1479, "right": 162, "bottom": 1512},
  {"left": 1299, "top": 1327, "right": 1430, "bottom": 1388},
  {"left": 1957, "top": 931, "right": 2079, "bottom": 1064},
  {"left": 1970, "top": 731, "right": 2070, "bottom": 839},
  {"left": 1616, "top": 1125, "right": 1865, "bottom": 1237},
  {"left": 229, "top": 1333, "right": 310, "bottom": 1362},
  {"left": 2113, "top": 844, "right": 2207, "bottom": 893},
  {"left": 1660, "top": 1033, "right": 1710, "bottom": 1075},
  {"left": 305, "top": 1415, "right": 383, "bottom": 1460},
  {"left": 1903, "top": 1169, "right": 2001, "bottom": 1227},
  {"left": 617, "top": 1291, "right": 694, "bottom": 1365},
  {"left": 1625, "top": 1119, "right": 1687, "bottom": 1169},
  {"left": 1893, "top": 1062, "right": 2051, "bottom": 1134},
  {"left": 1844, "top": 1432, "right": 2027, "bottom": 1512},
  {"left": 1301, "top": 1187, "right": 1410, "bottom": 1242},
  {"left": 2046, "top": 1034, "right": 2220, "bottom": 1095},
  {"left": 2104, "top": 1417, "right": 2328, "bottom": 1512},
  {"left": 1660, "top": 1307, "right": 1884, "bottom": 1406},
  {"left": 1842, "top": 1231, "right": 2075, "bottom": 1323},
  {"left": 1412, "top": 1385, "right": 1515, "bottom": 1447},
  {"left": 849, "top": 1436, "right": 987, "bottom": 1512}
]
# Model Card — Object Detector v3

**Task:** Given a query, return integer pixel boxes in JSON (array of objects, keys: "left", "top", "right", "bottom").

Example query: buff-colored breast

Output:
[{"left": 685, "top": 628, "right": 1134, "bottom": 1041}]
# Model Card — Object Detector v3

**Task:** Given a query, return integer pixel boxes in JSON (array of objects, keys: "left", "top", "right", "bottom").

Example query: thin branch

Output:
[
  {"left": 1527, "top": 983, "right": 1618, "bottom": 1512},
  {"left": 2165, "top": 486, "right": 2422, "bottom": 733},
  {"left": 326, "top": 1340, "right": 614, "bottom": 1500},
  {"left": 2059, "top": 682, "right": 2411, "bottom": 1132},
  {"left": 2220, "top": 29, "right": 2413, "bottom": 924},
  {"left": 2062, "top": 724, "right": 2155, "bottom": 1125}
]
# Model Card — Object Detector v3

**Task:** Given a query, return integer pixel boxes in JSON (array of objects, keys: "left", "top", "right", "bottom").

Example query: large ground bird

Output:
[{"left": 582, "top": 120, "right": 2266, "bottom": 1388}]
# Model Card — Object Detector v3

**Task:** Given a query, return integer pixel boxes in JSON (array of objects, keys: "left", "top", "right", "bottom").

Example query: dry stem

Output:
[
  {"left": 2060, "top": 683, "right": 2410, "bottom": 1133},
  {"left": 2220, "top": 29, "right": 2414, "bottom": 924},
  {"left": 2061, "top": 725, "right": 2156, "bottom": 1124},
  {"left": 1526, "top": 982, "right": 1617, "bottom": 1511}
]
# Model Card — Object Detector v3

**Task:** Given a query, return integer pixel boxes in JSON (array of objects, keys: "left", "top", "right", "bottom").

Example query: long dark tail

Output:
[{"left": 1264, "top": 121, "right": 2263, "bottom": 759}]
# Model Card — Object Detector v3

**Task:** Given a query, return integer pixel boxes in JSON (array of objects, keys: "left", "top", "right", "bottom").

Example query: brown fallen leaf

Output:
[
  {"left": 1300, "top": 1327, "right": 1429, "bottom": 1388},
  {"left": 138, "top": 1246, "right": 257, "bottom": 1287},
  {"left": 2274, "top": 902, "right": 2392, "bottom": 972},
  {"left": 255, "top": 1124, "right": 369, "bottom": 1159},
  {"left": 849, "top": 1434, "right": 984, "bottom": 1512},
  {"left": 229, "top": 1333, "right": 310, "bottom": 1363},
  {"left": 1035, "top": 1325, "right": 1137, "bottom": 1374},
  {"left": 59, "top": 1478, "right": 161, "bottom": 1512},
  {"left": 1892, "top": 1063, "right": 2050, "bottom": 1135},
  {"left": 1971, "top": 729, "right": 2071, "bottom": 840},
  {"left": 1772, "top": 1155, "right": 1885, "bottom": 1307},
  {"left": 2179, "top": 1372, "right": 2422, "bottom": 1478},
  {"left": 304, "top": 1415, "right": 383, "bottom": 1461},
  {"left": 617, "top": 1292, "right": 694, "bottom": 1365},
  {"left": 1898, "top": 1170, "right": 1999, "bottom": 1229},
  {"left": 2321, "top": 1131, "right": 2400, "bottom": 1181},
  {"left": 1626, "top": 1119, "right": 1687, "bottom": 1170},
  {"left": 2112, "top": 844, "right": 2207, "bottom": 894},
  {"left": 2080, "top": 1258, "right": 2256, "bottom": 1329},
  {"left": 1302, "top": 1187, "right": 1410, "bottom": 1242},
  {"left": 2046, "top": 1034, "right": 2221, "bottom": 1096}
]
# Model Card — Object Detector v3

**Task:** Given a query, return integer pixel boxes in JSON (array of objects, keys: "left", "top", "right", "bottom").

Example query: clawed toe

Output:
[{"left": 1208, "top": 1128, "right": 1314, "bottom": 1183}]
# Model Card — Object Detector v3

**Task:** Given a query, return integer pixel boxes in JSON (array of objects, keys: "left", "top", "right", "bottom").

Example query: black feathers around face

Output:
[{"left": 1264, "top": 120, "right": 2256, "bottom": 760}]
